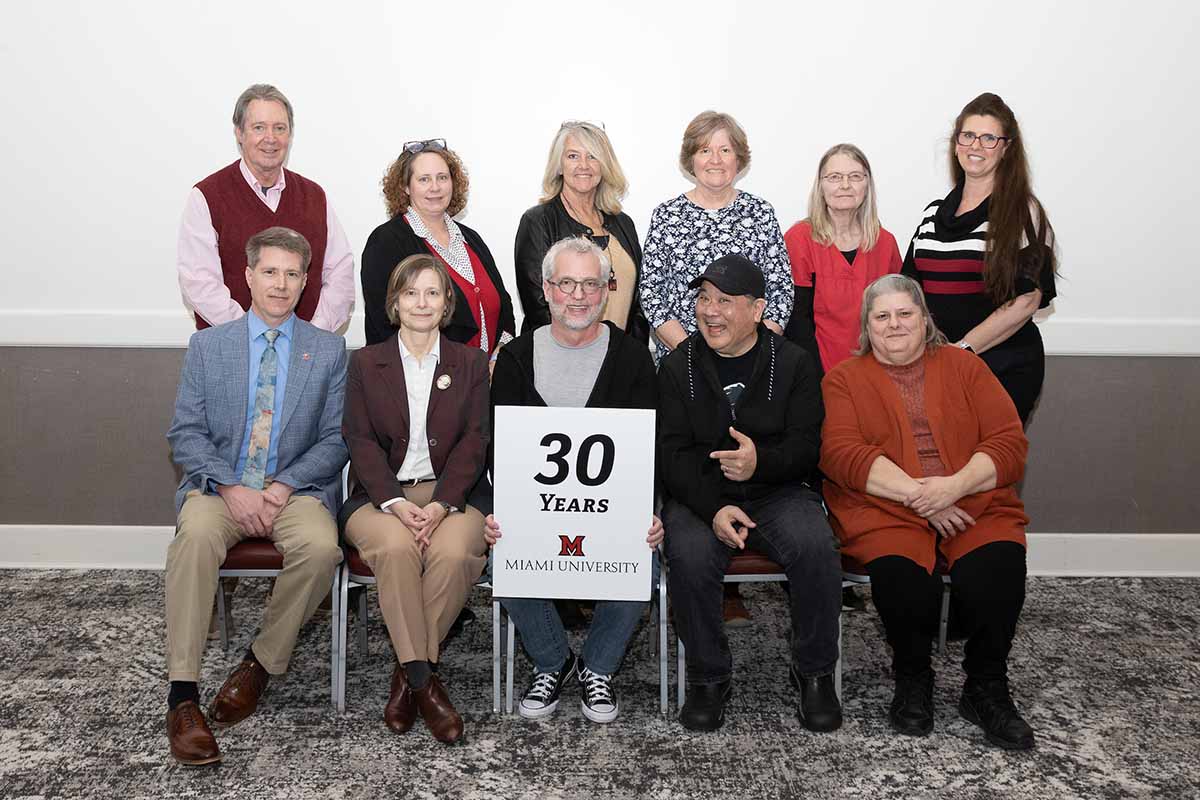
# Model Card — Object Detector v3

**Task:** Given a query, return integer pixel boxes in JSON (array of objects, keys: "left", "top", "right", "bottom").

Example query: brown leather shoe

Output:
[
  {"left": 166, "top": 700, "right": 221, "bottom": 766},
  {"left": 384, "top": 664, "right": 417, "bottom": 734},
  {"left": 209, "top": 659, "right": 270, "bottom": 728},
  {"left": 415, "top": 674, "right": 464, "bottom": 744}
]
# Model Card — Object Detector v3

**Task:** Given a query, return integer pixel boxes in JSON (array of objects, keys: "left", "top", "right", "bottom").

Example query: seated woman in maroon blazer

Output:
[{"left": 340, "top": 254, "right": 489, "bottom": 744}]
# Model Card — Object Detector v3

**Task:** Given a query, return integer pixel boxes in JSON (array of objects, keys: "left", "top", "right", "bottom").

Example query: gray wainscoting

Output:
[{"left": 2, "top": 350, "right": 1197, "bottom": 531}]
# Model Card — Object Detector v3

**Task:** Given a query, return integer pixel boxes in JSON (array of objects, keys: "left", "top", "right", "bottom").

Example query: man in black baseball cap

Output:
[
  {"left": 657, "top": 253, "right": 842, "bottom": 734},
  {"left": 686, "top": 253, "right": 766, "bottom": 301}
]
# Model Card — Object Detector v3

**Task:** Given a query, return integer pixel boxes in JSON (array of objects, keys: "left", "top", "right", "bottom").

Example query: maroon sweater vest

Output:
[{"left": 194, "top": 161, "right": 328, "bottom": 329}]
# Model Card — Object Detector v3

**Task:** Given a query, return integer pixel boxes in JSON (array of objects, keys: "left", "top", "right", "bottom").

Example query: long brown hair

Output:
[{"left": 950, "top": 93, "right": 1057, "bottom": 304}]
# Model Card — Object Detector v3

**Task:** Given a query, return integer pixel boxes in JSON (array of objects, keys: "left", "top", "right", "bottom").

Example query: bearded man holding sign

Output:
[
  {"left": 486, "top": 237, "right": 661, "bottom": 724},
  {"left": 657, "top": 254, "right": 842, "bottom": 733}
]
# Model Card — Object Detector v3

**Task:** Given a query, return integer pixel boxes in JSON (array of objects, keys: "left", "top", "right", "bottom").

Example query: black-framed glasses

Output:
[
  {"left": 560, "top": 119, "right": 606, "bottom": 131},
  {"left": 821, "top": 172, "right": 868, "bottom": 185},
  {"left": 546, "top": 277, "right": 607, "bottom": 295},
  {"left": 956, "top": 131, "right": 1009, "bottom": 149},
  {"left": 401, "top": 138, "right": 447, "bottom": 156}
]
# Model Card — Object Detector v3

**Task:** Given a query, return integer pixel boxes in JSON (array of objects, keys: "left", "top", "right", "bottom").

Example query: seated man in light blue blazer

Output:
[{"left": 164, "top": 226, "right": 348, "bottom": 767}]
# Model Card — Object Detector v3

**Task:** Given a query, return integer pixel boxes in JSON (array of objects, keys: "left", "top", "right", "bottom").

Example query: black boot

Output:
[
  {"left": 790, "top": 666, "right": 842, "bottom": 732},
  {"left": 889, "top": 668, "right": 935, "bottom": 736},
  {"left": 959, "top": 678, "right": 1035, "bottom": 750},
  {"left": 679, "top": 680, "right": 732, "bottom": 731}
]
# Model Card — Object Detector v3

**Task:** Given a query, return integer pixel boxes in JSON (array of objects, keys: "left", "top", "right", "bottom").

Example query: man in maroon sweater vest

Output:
[{"left": 177, "top": 83, "right": 355, "bottom": 332}]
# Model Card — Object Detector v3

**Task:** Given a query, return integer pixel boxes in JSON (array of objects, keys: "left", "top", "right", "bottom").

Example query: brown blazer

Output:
[
  {"left": 819, "top": 345, "right": 1029, "bottom": 572},
  {"left": 341, "top": 332, "right": 489, "bottom": 524}
]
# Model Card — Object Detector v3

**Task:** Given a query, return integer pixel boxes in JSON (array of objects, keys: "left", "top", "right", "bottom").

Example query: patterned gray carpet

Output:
[{"left": 0, "top": 570, "right": 1196, "bottom": 799}]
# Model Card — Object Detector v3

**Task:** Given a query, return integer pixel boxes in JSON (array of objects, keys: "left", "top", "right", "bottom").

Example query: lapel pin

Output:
[
  {"left": 302, "top": 353, "right": 312, "bottom": 361},
  {"left": 436, "top": 374, "right": 452, "bottom": 390}
]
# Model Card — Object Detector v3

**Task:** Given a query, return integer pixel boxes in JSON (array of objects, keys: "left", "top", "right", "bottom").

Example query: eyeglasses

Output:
[
  {"left": 546, "top": 277, "right": 608, "bottom": 295},
  {"left": 560, "top": 119, "right": 606, "bottom": 131},
  {"left": 401, "top": 138, "right": 447, "bottom": 156},
  {"left": 956, "top": 131, "right": 1009, "bottom": 149},
  {"left": 821, "top": 172, "right": 868, "bottom": 185}
]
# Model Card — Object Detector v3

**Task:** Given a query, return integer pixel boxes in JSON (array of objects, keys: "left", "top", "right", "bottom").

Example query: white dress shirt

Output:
[{"left": 379, "top": 335, "right": 440, "bottom": 510}]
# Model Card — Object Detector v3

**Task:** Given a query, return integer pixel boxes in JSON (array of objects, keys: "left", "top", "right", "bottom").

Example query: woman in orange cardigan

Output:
[{"left": 820, "top": 274, "right": 1035, "bottom": 751}]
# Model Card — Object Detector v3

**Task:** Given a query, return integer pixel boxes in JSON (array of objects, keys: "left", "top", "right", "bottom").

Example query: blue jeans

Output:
[
  {"left": 496, "top": 554, "right": 660, "bottom": 676},
  {"left": 663, "top": 485, "right": 840, "bottom": 685}
]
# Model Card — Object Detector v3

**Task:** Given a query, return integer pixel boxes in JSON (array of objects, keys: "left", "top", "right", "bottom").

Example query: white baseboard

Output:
[{"left": 0, "top": 526, "right": 1197, "bottom": 576}]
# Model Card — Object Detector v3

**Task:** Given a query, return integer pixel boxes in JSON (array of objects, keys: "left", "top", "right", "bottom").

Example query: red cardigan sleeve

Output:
[{"left": 819, "top": 362, "right": 886, "bottom": 491}]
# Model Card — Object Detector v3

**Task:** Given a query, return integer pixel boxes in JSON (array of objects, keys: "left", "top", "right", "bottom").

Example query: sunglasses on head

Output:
[{"left": 401, "top": 138, "right": 447, "bottom": 156}]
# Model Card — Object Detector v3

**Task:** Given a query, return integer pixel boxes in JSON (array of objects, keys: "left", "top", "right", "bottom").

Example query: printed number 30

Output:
[{"left": 534, "top": 433, "right": 615, "bottom": 487}]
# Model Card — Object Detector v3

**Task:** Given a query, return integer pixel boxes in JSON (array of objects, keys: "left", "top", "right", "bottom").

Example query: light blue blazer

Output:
[{"left": 166, "top": 314, "right": 349, "bottom": 516}]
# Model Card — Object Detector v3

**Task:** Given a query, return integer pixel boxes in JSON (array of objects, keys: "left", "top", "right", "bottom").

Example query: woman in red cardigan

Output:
[{"left": 820, "top": 274, "right": 1034, "bottom": 751}]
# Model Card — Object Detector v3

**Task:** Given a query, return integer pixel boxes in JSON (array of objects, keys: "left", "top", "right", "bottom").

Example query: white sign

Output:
[{"left": 493, "top": 406, "right": 655, "bottom": 601}]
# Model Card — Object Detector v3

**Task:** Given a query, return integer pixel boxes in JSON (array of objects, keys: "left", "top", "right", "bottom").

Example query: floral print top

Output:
[{"left": 639, "top": 190, "right": 793, "bottom": 357}]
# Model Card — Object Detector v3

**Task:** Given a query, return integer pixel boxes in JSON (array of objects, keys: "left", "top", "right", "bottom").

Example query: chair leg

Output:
[
  {"left": 491, "top": 599, "right": 501, "bottom": 714},
  {"left": 835, "top": 611, "right": 843, "bottom": 702},
  {"left": 658, "top": 576, "right": 668, "bottom": 715},
  {"left": 215, "top": 576, "right": 229, "bottom": 651},
  {"left": 505, "top": 613, "right": 516, "bottom": 715},
  {"left": 337, "top": 567, "right": 350, "bottom": 714},
  {"left": 676, "top": 637, "right": 686, "bottom": 712},
  {"left": 937, "top": 578, "right": 951, "bottom": 654},
  {"left": 356, "top": 584, "right": 369, "bottom": 655},
  {"left": 329, "top": 569, "right": 339, "bottom": 709}
]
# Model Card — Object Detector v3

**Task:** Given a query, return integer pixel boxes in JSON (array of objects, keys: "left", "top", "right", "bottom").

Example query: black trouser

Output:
[
  {"left": 866, "top": 541, "right": 1026, "bottom": 681},
  {"left": 664, "top": 485, "right": 842, "bottom": 685}
]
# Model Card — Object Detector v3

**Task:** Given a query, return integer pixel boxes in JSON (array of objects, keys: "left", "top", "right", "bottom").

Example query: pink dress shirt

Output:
[{"left": 177, "top": 160, "right": 355, "bottom": 332}]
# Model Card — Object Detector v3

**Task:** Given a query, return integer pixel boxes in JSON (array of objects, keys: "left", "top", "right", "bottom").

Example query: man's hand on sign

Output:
[
  {"left": 647, "top": 515, "right": 664, "bottom": 549},
  {"left": 483, "top": 514, "right": 502, "bottom": 547}
]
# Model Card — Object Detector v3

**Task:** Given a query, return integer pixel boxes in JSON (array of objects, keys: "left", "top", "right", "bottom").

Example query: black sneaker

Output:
[
  {"left": 890, "top": 668, "right": 935, "bottom": 736},
  {"left": 959, "top": 678, "right": 1035, "bottom": 750},
  {"left": 578, "top": 661, "right": 619, "bottom": 723},
  {"left": 518, "top": 652, "right": 577, "bottom": 720}
]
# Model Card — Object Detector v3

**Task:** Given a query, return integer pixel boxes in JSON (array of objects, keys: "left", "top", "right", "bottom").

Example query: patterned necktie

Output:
[{"left": 241, "top": 329, "right": 280, "bottom": 489}]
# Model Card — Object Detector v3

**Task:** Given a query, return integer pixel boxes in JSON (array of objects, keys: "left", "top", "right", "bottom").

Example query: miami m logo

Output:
[{"left": 558, "top": 535, "right": 586, "bottom": 557}]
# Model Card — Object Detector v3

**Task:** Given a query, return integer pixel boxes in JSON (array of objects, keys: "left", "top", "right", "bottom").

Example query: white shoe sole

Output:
[
  {"left": 518, "top": 698, "right": 560, "bottom": 719},
  {"left": 580, "top": 700, "right": 618, "bottom": 724}
]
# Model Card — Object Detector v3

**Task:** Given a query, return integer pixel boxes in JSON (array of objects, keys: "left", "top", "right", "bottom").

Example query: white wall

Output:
[{"left": 2, "top": 0, "right": 1197, "bottom": 354}]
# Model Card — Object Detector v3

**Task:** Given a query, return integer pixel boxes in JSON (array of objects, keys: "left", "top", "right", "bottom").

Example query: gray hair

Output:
[
  {"left": 540, "top": 236, "right": 611, "bottom": 282},
  {"left": 246, "top": 226, "right": 312, "bottom": 273},
  {"left": 854, "top": 274, "right": 947, "bottom": 355},
  {"left": 232, "top": 83, "right": 294, "bottom": 131}
]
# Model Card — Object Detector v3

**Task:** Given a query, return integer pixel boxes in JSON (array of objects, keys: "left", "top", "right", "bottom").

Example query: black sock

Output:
[
  {"left": 244, "top": 645, "right": 263, "bottom": 668},
  {"left": 405, "top": 660, "right": 432, "bottom": 690},
  {"left": 168, "top": 681, "right": 200, "bottom": 710}
]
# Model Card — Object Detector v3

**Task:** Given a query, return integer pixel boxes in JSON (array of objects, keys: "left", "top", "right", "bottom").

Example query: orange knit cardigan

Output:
[{"left": 820, "top": 345, "right": 1029, "bottom": 572}]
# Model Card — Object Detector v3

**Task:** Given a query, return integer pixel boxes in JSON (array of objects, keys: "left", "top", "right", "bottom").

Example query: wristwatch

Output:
[{"left": 436, "top": 500, "right": 459, "bottom": 514}]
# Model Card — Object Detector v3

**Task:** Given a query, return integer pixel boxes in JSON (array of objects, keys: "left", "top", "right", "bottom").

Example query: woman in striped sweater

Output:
[{"left": 902, "top": 93, "right": 1057, "bottom": 424}]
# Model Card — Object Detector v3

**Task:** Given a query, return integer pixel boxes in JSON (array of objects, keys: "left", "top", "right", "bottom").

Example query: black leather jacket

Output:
[{"left": 513, "top": 195, "right": 649, "bottom": 343}]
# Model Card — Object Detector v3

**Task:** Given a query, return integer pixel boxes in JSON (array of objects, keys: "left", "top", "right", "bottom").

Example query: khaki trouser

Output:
[
  {"left": 165, "top": 491, "right": 342, "bottom": 682},
  {"left": 344, "top": 483, "right": 487, "bottom": 664}
]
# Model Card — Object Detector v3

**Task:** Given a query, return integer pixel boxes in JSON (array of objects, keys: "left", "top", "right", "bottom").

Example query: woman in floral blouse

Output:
[{"left": 639, "top": 110, "right": 793, "bottom": 362}]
